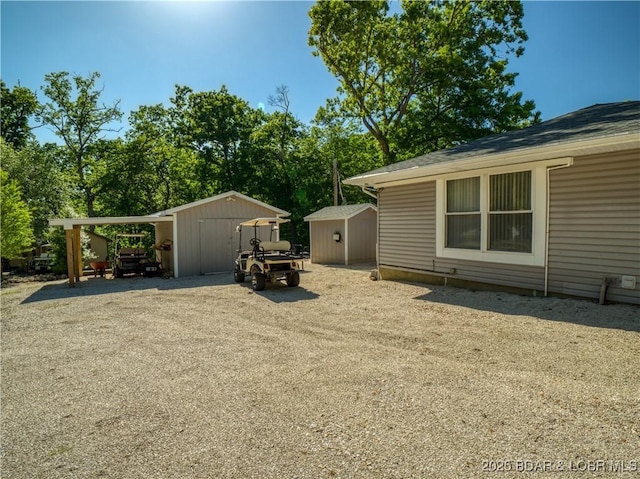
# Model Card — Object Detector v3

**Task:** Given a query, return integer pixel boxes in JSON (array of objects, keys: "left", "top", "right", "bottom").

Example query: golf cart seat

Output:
[
  {"left": 118, "top": 247, "right": 146, "bottom": 257},
  {"left": 259, "top": 240, "right": 291, "bottom": 252}
]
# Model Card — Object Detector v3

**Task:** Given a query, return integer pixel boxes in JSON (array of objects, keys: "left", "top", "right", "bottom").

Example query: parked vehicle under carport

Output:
[{"left": 112, "top": 233, "right": 160, "bottom": 278}]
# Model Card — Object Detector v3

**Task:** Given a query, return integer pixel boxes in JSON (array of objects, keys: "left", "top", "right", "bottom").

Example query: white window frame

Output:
[{"left": 436, "top": 163, "right": 549, "bottom": 267}]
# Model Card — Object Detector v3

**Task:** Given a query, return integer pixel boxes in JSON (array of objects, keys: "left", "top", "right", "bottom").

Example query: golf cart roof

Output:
[{"left": 238, "top": 217, "right": 290, "bottom": 227}]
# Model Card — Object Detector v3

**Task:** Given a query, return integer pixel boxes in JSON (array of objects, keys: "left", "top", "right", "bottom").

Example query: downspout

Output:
[
  {"left": 360, "top": 185, "right": 378, "bottom": 200},
  {"left": 361, "top": 184, "right": 380, "bottom": 278},
  {"left": 172, "top": 213, "right": 179, "bottom": 278},
  {"left": 544, "top": 160, "right": 573, "bottom": 296}
]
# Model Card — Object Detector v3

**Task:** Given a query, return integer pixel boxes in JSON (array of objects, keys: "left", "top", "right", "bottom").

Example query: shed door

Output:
[{"left": 199, "top": 219, "right": 236, "bottom": 273}]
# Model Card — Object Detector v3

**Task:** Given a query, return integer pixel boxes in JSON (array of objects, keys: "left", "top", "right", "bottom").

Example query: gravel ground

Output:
[{"left": 1, "top": 263, "right": 639, "bottom": 479}]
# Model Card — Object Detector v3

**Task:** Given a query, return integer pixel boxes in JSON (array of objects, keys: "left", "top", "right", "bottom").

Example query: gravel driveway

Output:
[{"left": 1, "top": 264, "right": 639, "bottom": 478}]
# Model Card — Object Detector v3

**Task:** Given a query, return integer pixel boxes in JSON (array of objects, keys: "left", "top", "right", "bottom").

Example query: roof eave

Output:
[
  {"left": 344, "top": 134, "right": 640, "bottom": 188},
  {"left": 303, "top": 204, "right": 378, "bottom": 222}
]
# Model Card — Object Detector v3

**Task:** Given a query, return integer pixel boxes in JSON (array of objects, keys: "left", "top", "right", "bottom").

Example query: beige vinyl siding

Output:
[
  {"left": 309, "top": 220, "right": 345, "bottom": 264},
  {"left": 348, "top": 209, "right": 377, "bottom": 264},
  {"left": 547, "top": 149, "right": 640, "bottom": 304},
  {"left": 379, "top": 183, "right": 436, "bottom": 268},
  {"left": 379, "top": 181, "right": 545, "bottom": 292}
]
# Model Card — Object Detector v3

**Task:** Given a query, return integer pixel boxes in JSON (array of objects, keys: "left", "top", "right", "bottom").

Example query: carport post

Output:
[
  {"left": 64, "top": 225, "right": 82, "bottom": 287},
  {"left": 65, "top": 227, "right": 76, "bottom": 287},
  {"left": 74, "top": 226, "right": 82, "bottom": 281}
]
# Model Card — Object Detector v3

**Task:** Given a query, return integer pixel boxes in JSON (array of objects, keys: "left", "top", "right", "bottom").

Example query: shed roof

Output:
[
  {"left": 149, "top": 190, "right": 289, "bottom": 217},
  {"left": 304, "top": 204, "right": 377, "bottom": 222},
  {"left": 345, "top": 101, "right": 640, "bottom": 187}
]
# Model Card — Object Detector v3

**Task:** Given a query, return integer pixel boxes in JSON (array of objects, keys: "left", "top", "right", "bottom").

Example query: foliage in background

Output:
[
  {"left": 309, "top": 0, "right": 539, "bottom": 164},
  {"left": 0, "top": 169, "right": 35, "bottom": 259},
  {"left": 0, "top": 80, "right": 39, "bottom": 149},
  {"left": 37, "top": 72, "right": 122, "bottom": 220},
  {"left": 1, "top": 139, "right": 69, "bottom": 240},
  {"left": 1, "top": 1, "right": 539, "bottom": 256}
]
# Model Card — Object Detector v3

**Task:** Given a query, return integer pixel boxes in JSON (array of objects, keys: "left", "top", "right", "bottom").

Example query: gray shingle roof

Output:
[
  {"left": 348, "top": 101, "right": 640, "bottom": 179},
  {"left": 304, "top": 204, "right": 377, "bottom": 221}
]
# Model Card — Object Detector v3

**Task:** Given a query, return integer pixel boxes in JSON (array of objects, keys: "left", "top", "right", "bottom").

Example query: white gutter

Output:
[{"left": 544, "top": 159, "right": 574, "bottom": 296}]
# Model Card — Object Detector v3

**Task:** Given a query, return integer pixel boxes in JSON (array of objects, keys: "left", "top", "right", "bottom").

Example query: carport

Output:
[
  {"left": 49, "top": 216, "right": 173, "bottom": 287},
  {"left": 49, "top": 191, "right": 288, "bottom": 287}
]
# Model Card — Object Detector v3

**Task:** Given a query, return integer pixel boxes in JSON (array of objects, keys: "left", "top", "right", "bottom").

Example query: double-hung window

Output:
[
  {"left": 488, "top": 171, "right": 532, "bottom": 253},
  {"left": 438, "top": 167, "right": 546, "bottom": 266}
]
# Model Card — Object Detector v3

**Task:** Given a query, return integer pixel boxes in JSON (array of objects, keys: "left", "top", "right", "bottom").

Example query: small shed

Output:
[
  {"left": 304, "top": 204, "right": 377, "bottom": 265},
  {"left": 85, "top": 231, "right": 110, "bottom": 265}
]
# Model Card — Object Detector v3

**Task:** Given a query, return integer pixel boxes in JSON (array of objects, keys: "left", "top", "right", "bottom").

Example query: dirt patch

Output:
[{"left": 1, "top": 263, "right": 639, "bottom": 478}]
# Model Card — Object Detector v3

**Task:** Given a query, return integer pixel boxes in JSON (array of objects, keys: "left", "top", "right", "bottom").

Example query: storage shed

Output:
[
  {"left": 149, "top": 191, "right": 289, "bottom": 276},
  {"left": 304, "top": 204, "right": 377, "bottom": 265},
  {"left": 85, "top": 231, "right": 110, "bottom": 265}
]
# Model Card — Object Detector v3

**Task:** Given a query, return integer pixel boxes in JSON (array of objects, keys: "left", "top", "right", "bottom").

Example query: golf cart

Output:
[
  {"left": 233, "top": 217, "right": 302, "bottom": 291},
  {"left": 112, "top": 233, "right": 161, "bottom": 278}
]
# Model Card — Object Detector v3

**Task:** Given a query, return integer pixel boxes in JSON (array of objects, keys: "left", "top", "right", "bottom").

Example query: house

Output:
[
  {"left": 50, "top": 191, "right": 288, "bottom": 285},
  {"left": 344, "top": 101, "right": 640, "bottom": 304},
  {"left": 304, "top": 204, "right": 377, "bottom": 265}
]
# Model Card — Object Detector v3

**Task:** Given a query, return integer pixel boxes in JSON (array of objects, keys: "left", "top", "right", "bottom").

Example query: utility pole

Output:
[{"left": 333, "top": 158, "right": 338, "bottom": 206}]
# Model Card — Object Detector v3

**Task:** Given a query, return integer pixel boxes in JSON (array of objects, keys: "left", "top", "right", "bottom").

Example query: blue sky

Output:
[{"left": 1, "top": 1, "right": 639, "bottom": 144}]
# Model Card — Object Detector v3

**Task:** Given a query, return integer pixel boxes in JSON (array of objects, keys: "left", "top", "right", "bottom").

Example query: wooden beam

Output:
[
  {"left": 74, "top": 226, "right": 82, "bottom": 281},
  {"left": 65, "top": 229, "right": 75, "bottom": 287}
]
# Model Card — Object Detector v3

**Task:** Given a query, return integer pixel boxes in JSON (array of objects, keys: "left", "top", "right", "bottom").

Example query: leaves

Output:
[
  {"left": 309, "top": 0, "right": 538, "bottom": 164},
  {"left": 0, "top": 169, "right": 35, "bottom": 259}
]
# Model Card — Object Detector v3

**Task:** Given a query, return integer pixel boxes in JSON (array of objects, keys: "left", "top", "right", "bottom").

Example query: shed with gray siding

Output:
[
  {"left": 150, "top": 191, "right": 289, "bottom": 277},
  {"left": 304, "top": 204, "right": 377, "bottom": 265},
  {"left": 345, "top": 101, "right": 640, "bottom": 304}
]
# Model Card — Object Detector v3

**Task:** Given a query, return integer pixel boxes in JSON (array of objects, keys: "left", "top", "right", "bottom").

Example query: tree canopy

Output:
[
  {"left": 37, "top": 71, "right": 122, "bottom": 219},
  {"left": 0, "top": 80, "right": 39, "bottom": 149},
  {"left": 309, "top": 0, "right": 539, "bottom": 164}
]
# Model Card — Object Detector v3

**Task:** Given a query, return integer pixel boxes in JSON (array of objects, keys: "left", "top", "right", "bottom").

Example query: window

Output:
[
  {"left": 446, "top": 177, "right": 480, "bottom": 249},
  {"left": 437, "top": 166, "right": 547, "bottom": 266},
  {"left": 488, "top": 171, "right": 532, "bottom": 253}
]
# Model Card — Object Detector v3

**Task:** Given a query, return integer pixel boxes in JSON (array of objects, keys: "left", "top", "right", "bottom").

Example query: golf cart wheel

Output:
[
  {"left": 234, "top": 267, "right": 245, "bottom": 283},
  {"left": 252, "top": 272, "right": 266, "bottom": 291},
  {"left": 286, "top": 271, "right": 300, "bottom": 287},
  {"left": 114, "top": 266, "right": 123, "bottom": 278}
]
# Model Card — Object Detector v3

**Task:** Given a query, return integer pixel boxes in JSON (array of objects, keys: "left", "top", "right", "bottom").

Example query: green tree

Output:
[
  {"left": 0, "top": 139, "right": 70, "bottom": 240},
  {"left": 0, "top": 169, "right": 35, "bottom": 259},
  {"left": 126, "top": 104, "right": 201, "bottom": 208},
  {"left": 170, "top": 85, "right": 262, "bottom": 195},
  {"left": 0, "top": 80, "right": 39, "bottom": 149},
  {"left": 308, "top": 0, "right": 538, "bottom": 165},
  {"left": 37, "top": 71, "right": 122, "bottom": 218}
]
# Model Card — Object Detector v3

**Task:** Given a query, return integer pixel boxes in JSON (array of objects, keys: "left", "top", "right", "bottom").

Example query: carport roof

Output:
[
  {"left": 304, "top": 203, "right": 377, "bottom": 222},
  {"left": 49, "top": 215, "right": 173, "bottom": 230}
]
